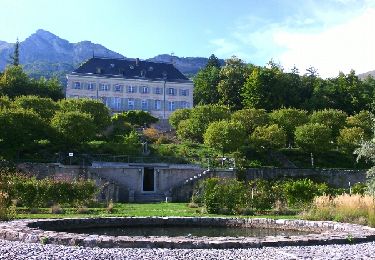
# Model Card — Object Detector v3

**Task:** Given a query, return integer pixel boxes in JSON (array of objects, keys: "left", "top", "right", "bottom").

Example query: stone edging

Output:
[{"left": 1, "top": 217, "right": 375, "bottom": 249}]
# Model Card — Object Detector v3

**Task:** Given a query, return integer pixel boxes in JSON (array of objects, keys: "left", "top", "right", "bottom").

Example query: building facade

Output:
[{"left": 66, "top": 57, "right": 193, "bottom": 119}]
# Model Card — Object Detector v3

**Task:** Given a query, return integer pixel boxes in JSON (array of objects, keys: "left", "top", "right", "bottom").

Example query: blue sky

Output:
[{"left": 1, "top": 0, "right": 375, "bottom": 77}]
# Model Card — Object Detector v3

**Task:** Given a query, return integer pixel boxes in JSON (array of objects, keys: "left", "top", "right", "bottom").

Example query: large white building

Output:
[{"left": 66, "top": 57, "right": 193, "bottom": 119}]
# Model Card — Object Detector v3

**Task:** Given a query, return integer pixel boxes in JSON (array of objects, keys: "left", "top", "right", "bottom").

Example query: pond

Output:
[{"left": 64, "top": 225, "right": 312, "bottom": 237}]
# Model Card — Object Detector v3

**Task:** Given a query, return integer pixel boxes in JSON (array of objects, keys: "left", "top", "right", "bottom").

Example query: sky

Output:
[{"left": 1, "top": 0, "right": 375, "bottom": 78}]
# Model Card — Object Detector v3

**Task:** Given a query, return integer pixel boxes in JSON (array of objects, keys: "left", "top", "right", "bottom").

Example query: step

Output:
[{"left": 134, "top": 192, "right": 165, "bottom": 203}]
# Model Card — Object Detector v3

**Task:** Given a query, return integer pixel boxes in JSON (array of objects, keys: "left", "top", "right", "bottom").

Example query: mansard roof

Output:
[{"left": 71, "top": 57, "right": 189, "bottom": 82}]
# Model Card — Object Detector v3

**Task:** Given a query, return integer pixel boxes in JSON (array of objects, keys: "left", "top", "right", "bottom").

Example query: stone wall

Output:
[{"left": 245, "top": 168, "right": 367, "bottom": 188}]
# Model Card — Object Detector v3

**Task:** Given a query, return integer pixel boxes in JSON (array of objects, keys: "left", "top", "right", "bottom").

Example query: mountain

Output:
[
  {"left": 358, "top": 70, "right": 375, "bottom": 80},
  {"left": 0, "top": 29, "right": 223, "bottom": 84}
]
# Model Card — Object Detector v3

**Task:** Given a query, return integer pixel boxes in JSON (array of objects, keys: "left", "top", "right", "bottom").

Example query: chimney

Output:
[{"left": 135, "top": 58, "right": 140, "bottom": 66}]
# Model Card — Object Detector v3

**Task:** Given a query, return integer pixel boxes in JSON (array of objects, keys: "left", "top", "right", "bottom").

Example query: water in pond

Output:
[{"left": 66, "top": 226, "right": 311, "bottom": 237}]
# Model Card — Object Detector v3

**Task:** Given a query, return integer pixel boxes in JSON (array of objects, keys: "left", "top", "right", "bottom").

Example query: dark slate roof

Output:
[{"left": 71, "top": 57, "right": 190, "bottom": 82}]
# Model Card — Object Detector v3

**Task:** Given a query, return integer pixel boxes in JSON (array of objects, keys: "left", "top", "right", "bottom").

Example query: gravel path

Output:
[{"left": 0, "top": 239, "right": 375, "bottom": 260}]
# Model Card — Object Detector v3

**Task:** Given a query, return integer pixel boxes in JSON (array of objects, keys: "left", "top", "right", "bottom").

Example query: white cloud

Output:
[{"left": 274, "top": 8, "right": 375, "bottom": 77}]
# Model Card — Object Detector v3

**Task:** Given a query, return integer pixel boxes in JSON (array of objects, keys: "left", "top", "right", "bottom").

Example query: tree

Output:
[
  {"left": 0, "top": 66, "right": 31, "bottom": 98},
  {"left": 204, "top": 121, "right": 246, "bottom": 155},
  {"left": 10, "top": 38, "right": 20, "bottom": 66},
  {"left": 346, "top": 110, "right": 373, "bottom": 139},
  {"left": 176, "top": 118, "right": 202, "bottom": 142},
  {"left": 193, "top": 66, "right": 221, "bottom": 105},
  {"left": 169, "top": 108, "right": 191, "bottom": 129},
  {"left": 270, "top": 108, "right": 309, "bottom": 147},
  {"left": 0, "top": 96, "right": 11, "bottom": 110},
  {"left": 51, "top": 111, "right": 96, "bottom": 146},
  {"left": 0, "top": 108, "right": 50, "bottom": 158},
  {"left": 177, "top": 104, "right": 230, "bottom": 142},
  {"left": 0, "top": 66, "right": 64, "bottom": 100},
  {"left": 217, "top": 56, "right": 250, "bottom": 110},
  {"left": 112, "top": 110, "right": 158, "bottom": 127},
  {"left": 250, "top": 124, "right": 287, "bottom": 151},
  {"left": 355, "top": 138, "right": 375, "bottom": 196},
  {"left": 309, "top": 109, "right": 348, "bottom": 139},
  {"left": 12, "top": 95, "right": 59, "bottom": 121},
  {"left": 337, "top": 127, "right": 365, "bottom": 154},
  {"left": 206, "top": 54, "right": 221, "bottom": 68},
  {"left": 242, "top": 64, "right": 304, "bottom": 111},
  {"left": 295, "top": 123, "right": 332, "bottom": 154},
  {"left": 231, "top": 108, "right": 269, "bottom": 135},
  {"left": 59, "top": 98, "right": 111, "bottom": 132}
]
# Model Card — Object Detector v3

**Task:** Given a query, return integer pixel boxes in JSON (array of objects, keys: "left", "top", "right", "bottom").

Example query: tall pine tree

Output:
[{"left": 10, "top": 38, "right": 20, "bottom": 66}]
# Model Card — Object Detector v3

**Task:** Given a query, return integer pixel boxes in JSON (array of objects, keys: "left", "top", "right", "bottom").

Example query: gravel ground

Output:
[{"left": 0, "top": 239, "right": 375, "bottom": 260}]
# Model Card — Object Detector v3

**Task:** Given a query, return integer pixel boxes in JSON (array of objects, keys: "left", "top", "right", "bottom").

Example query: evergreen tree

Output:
[
  {"left": 206, "top": 54, "right": 221, "bottom": 68},
  {"left": 10, "top": 38, "right": 20, "bottom": 66}
]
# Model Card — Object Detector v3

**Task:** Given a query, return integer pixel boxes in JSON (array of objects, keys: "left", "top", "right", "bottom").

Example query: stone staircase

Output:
[{"left": 133, "top": 192, "right": 166, "bottom": 203}]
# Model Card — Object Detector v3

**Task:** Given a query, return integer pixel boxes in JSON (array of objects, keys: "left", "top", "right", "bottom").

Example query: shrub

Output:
[
  {"left": 352, "top": 182, "right": 367, "bottom": 195},
  {"left": 248, "top": 179, "right": 279, "bottom": 210},
  {"left": 202, "top": 178, "right": 246, "bottom": 214},
  {"left": 283, "top": 179, "right": 327, "bottom": 207}
]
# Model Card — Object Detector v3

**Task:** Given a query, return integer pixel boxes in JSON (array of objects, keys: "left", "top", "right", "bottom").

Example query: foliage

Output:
[
  {"left": 337, "top": 127, "right": 365, "bottom": 154},
  {"left": 204, "top": 120, "right": 246, "bottom": 155},
  {"left": 59, "top": 98, "right": 111, "bottom": 132},
  {"left": 177, "top": 104, "right": 230, "bottom": 142},
  {"left": 231, "top": 108, "right": 269, "bottom": 135},
  {"left": 0, "top": 96, "right": 11, "bottom": 110},
  {"left": 0, "top": 66, "right": 63, "bottom": 100},
  {"left": 206, "top": 54, "right": 222, "bottom": 68},
  {"left": 0, "top": 108, "right": 51, "bottom": 157},
  {"left": 10, "top": 39, "right": 20, "bottom": 66},
  {"left": 11, "top": 175, "right": 98, "bottom": 208},
  {"left": 193, "top": 66, "right": 221, "bottom": 105},
  {"left": 352, "top": 182, "right": 367, "bottom": 195},
  {"left": 309, "top": 109, "right": 348, "bottom": 138},
  {"left": 12, "top": 95, "right": 59, "bottom": 121},
  {"left": 355, "top": 141, "right": 375, "bottom": 196},
  {"left": 169, "top": 108, "right": 191, "bottom": 129},
  {"left": 247, "top": 179, "right": 280, "bottom": 210},
  {"left": 142, "top": 128, "right": 161, "bottom": 143},
  {"left": 202, "top": 178, "right": 246, "bottom": 214},
  {"left": 109, "top": 114, "right": 134, "bottom": 141},
  {"left": 270, "top": 108, "right": 308, "bottom": 146},
  {"left": 250, "top": 124, "right": 287, "bottom": 151},
  {"left": 113, "top": 110, "right": 158, "bottom": 127},
  {"left": 241, "top": 63, "right": 304, "bottom": 111},
  {"left": 218, "top": 56, "right": 250, "bottom": 110},
  {"left": 51, "top": 111, "right": 96, "bottom": 146},
  {"left": 283, "top": 179, "right": 327, "bottom": 207},
  {"left": 346, "top": 110, "right": 373, "bottom": 139},
  {"left": 295, "top": 123, "right": 332, "bottom": 154}
]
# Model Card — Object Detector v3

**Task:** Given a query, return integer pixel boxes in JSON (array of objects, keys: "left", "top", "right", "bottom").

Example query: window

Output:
[
  {"left": 141, "top": 100, "right": 148, "bottom": 110},
  {"left": 181, "top": 101, "right": 190, "bottom": 108},
  {"left": 181, "top": 89, "right": 189, "bottom": 96},
  {"left": 141, "top": 86, "right": 149, "bottom": 94},
  {"left": 87, "top": 83, "right": 95, "bottom": 91},
  {"left": 113, "top": 97, "right": 121, "bottom": 110},
  {"left": 73, "top": 82, "right": 81, "bottom": 89},
  {"left": 168, "top": 88, "right": 175, "bottom": 95},
  {"left": 154, "top": 100, "right": 161, "bottom": 110},
  {"left": 114, "top": 84, "right": 122, "bottom": 92},
  {"left": 100, "top": 83, "right": 110, "bottom": 91},
  {"left": 127, "top": 85, "right": 136, "bottom": 93},
  {"left": 169, "top": 101, "right": 175, "bottom": 111},
  {"left": 155, "top": 87, "right": 162, "bottom": 94},
  {"left": 128, "top": 98, "right": 135, "bottom": 110}
]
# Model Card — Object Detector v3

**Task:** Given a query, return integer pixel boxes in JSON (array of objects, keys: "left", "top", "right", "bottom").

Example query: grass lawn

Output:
[{"left": 15, "top": 202, "right": 299, "bottom": 219}]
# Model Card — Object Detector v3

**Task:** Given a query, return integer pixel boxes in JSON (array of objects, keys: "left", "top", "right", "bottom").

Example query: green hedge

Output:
[
  {"left": 199, "top": 178, "right": 331, "bottom": 214},
  {"left": 10, "top": 175, "right": 98, "bottom": 208}
]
